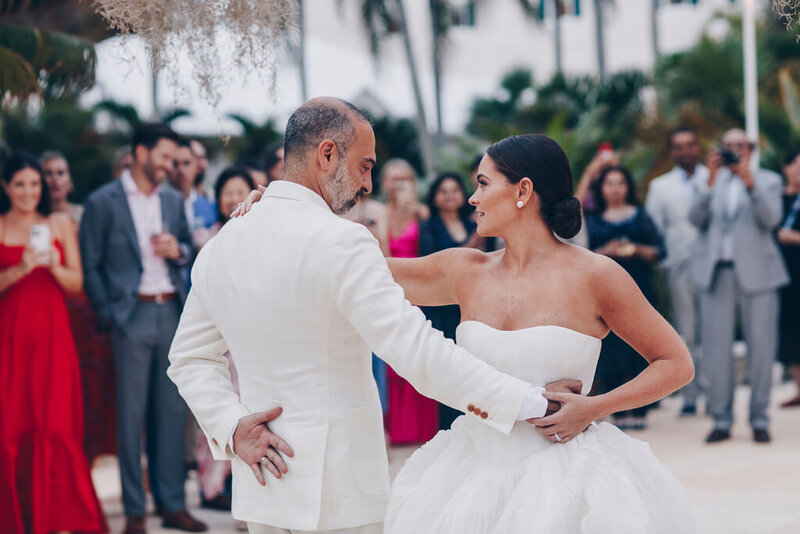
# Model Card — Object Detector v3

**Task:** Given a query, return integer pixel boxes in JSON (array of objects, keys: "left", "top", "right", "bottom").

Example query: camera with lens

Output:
[{"left": 718, "top": 149, "right": 740, "bottom": 166}]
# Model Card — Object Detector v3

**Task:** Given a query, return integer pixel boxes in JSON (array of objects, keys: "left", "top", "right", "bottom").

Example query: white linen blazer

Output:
[{"left": 167, "top": 181, "right": 535, "bottom": 530}]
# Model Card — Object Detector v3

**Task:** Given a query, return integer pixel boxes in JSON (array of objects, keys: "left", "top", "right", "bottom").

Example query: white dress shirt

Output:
[{"left": 120, "top": 170, "right": 175, "bottom": 295}]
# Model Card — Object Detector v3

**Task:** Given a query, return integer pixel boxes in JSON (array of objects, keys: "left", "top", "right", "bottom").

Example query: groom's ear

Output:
[{"left": 318, "top": 139, "right": 336, "bottom": 171}]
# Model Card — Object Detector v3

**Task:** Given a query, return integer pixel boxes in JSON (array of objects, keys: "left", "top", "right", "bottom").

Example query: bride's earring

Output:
[{"left": 516, "top": 201, "right": 524, "bottom": 208}]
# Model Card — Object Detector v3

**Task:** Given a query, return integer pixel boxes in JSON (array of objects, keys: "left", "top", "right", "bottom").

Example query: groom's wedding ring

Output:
[{"left": 554, "top": 433, "right": 562, "bottom": 442}]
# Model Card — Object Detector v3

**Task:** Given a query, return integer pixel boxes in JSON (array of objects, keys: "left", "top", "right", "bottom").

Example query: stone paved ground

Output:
[{"left": 96, "top": 381, "right": 800, "bottom": 533}]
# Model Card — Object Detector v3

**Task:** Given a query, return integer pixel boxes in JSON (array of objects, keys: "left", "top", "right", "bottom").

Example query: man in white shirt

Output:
[
  {"left": 645, "top": 127, "right": 708, "bottom": 416},
  {"left": 168, "top": 98, "right": 573, "bottom": 533},
  {"left": 80, "top": 124, "right": 205, "bottom": 533}
]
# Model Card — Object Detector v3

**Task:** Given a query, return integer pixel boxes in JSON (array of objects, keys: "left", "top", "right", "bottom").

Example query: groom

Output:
[{"left": 168, "top": 98, "right": 575, "bottom": 533}]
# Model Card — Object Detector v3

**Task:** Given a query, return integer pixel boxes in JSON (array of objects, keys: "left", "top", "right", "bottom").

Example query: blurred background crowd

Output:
[{"left": 2, "top": 0, "right": 800, "bottom": 533}]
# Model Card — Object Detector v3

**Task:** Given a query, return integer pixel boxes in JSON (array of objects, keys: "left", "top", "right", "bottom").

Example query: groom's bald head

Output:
[{"left": 283, "top": 97, "right": 372, "bottom": 171}]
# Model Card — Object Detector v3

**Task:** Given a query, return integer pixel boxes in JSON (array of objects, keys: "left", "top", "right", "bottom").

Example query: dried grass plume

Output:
[{"left": 91, "top": 0, "right": 295, "bottom": 107}]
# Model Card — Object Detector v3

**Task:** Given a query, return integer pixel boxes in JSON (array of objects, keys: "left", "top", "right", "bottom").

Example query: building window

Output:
[
  {"left": 539, "top": 0, "right": 581, "bottom": 18},
  {"left": 450, "top": 1, "right": 476, "bottom": 27}
]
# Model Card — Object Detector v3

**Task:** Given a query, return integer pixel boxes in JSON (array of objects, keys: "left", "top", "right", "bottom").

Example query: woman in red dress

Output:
[
  {"left": 0, "top": 153, "right": 107, "bottom": 533},
  {"left": 381, "top": 160, "right": 438, "bottom": 445}
]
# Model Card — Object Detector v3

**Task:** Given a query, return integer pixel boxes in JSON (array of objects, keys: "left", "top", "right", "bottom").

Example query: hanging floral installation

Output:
[
  {"left": 91, "top": 0, "right": 295, "bottom": 107},
  {"left": 775, "top": 0, "right": 800, "bottom": 30}
]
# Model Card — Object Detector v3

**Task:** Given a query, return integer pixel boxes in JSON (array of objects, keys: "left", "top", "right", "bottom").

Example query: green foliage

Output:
[
  {"left": 1, "top": 98, "right": 127, "bottom": 203},
  {"left": 224, "top": 113, "right": 283, "bottom": 162},
  {"left": 372, "top": 115, "right": 424, "bottom": 182},
  {"left": 0, "top": 23, "right": 97, "bottom": 103}
]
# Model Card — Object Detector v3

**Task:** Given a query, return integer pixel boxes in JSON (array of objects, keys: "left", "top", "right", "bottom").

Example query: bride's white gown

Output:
[{"left": 385, "top": 321, "right": 694, "bottom": 533}]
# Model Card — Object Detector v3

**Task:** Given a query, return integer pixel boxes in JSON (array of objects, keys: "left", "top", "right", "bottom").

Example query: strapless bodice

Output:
[
  {"left": 452, "top": 321, "right": 603, "bottom": 462},
  {"left": 456, "top": 321, "right": 602, "bottom": 394}
]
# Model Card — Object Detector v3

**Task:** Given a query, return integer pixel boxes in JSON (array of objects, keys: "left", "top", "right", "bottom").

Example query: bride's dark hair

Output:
[{"left": 486, "top": 134, "right": 582, "bottom": 239}]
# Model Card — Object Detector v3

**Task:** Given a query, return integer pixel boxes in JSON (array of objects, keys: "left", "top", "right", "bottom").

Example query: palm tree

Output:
[
  {"left": 651, "top": 0, "right": 660, "bottom": 62},
  {"left": 593, "top": 0, "right": 606, "bottom": 81},
  {"left": 0, "top": 0, "right": 110, "bottom": 104},
  {"left": 297, "top": 0, "right": 308, "bottom": 102},
  {"left": 354, "top": 0, "right": 435, "bottom": 177}
]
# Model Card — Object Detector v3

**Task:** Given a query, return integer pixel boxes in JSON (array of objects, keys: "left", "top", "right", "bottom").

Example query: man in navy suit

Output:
[{"left": 80, "top": 124, "right": 206, "bottom": 533}]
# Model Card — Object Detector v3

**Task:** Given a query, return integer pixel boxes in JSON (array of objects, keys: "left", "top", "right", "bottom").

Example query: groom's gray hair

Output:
[{"left": 284, "top": 97, "right": 372, "bottom": 166}]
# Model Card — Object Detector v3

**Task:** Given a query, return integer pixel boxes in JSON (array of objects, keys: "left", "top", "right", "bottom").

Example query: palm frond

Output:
[
  {"left": 93, "top": 99, "right": 142, "bottom": 128},
  {"left": 0, "top": 44, "right": 39, "bottom": 101}
]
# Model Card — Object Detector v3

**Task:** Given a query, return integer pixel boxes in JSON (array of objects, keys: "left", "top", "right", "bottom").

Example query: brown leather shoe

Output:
[
  {"left": 162, "top": 510, "right": 208, "bottom": 532},
  {"left": 123, "top": 515, "right": 146, "bottom": 534}
]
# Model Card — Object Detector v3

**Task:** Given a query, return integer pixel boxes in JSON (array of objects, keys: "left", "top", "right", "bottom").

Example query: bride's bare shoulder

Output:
[{"left": 568, "top": 246, "right": 638, "bottom": 292}]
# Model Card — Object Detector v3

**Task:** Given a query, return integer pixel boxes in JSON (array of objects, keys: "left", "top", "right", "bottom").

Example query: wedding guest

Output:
[
  {"left": 112, "top": 145, "right": 134, "bottom": 180},
  {"left": 645, "top": 127, "right": 709, "bottom": 416},
  {"left": 190, "top": 140, "right": 210, "bottom": 197},
  {"left": 689, "top": 129, "right": 788, "bottom": 444},
  {"left": 0, "top": 153, "right": 108, "bottom": 533},
  {"left": 80, "top": 124, "right": 206, "bottom": 533},
  {"left": 586, "top": 166, "right": 665, "bottom": 431},
  {"left": 171, "top": 139, "right": 218, "bottom": 249},
  {"left": 236, "top": 157, "right": 269, "bottom": 189},
  {"left": 41, "top": 150, "right": 83, "bottom": 226},
  {"left": 42, "top": 150, "right": 117, "bottom": 462},
  {"left": 778, "top": 150, "right": 800, "bottom": 408},
  {"left": 575, "top": 144, "right": 620, "bottom": 212},
  {"left": 381, "top": 159, "right": 437, "bottom": 443},
  {"left": 420, "top": 172, "right": 482, "bottom": 430},
  {"left": 215, "top": 166, "right": 256, "bottom": 226},
  {"left": 262, "top": 140, "right": 285, "bottom": 185}
]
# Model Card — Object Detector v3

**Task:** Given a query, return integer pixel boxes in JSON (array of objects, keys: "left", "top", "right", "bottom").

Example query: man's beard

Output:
[{"left": 326, "top": 160, "right": 362, "bottom": 215}]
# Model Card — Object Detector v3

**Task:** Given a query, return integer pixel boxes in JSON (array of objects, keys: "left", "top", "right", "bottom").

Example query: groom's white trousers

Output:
[{"left": 247, "top": 522, "right": 382, "bottom": 534}]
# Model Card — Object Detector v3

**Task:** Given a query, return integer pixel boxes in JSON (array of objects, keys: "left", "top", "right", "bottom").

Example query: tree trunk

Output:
[
  {"left": 430, "top": 0, "right": 444, "bottom": 135},
  {"left": 593, "top": 0, "right": 606, "bottom": 81},
  {"left": 651, "top": 0, "right": 660, "bottom": 63},
  {"left": 394, "top": 0, "right": 434, "bottom": 177},
  {"left": 553, "top": 0, "right": 563, "bottom": 74},
  {"left": 297, "top": 0, "right": 308, "bottom": 102}
]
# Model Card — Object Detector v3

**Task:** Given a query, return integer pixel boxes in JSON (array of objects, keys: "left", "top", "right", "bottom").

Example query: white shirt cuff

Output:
[
  {"left": 516, "top": 386, "right": 548, "bottom": 420},
  {"left": 227, "top": 427, "right": 237, "bottom": 456}
]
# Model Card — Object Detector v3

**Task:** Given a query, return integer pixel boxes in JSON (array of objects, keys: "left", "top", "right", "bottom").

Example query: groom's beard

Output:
[{"left": 327, "top": 160, "right": 362, "bottom": 215}]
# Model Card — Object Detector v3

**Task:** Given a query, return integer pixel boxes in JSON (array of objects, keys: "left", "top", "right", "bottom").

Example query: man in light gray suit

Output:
[
  {"left": 646, "top": 127, "right": 708, "bottom": 416},
  {"left": 689, "top": 128, "right": 789, "bottom": 444},
  {"left": 80, "top": 124, "right": 206, "bottom": 533}
]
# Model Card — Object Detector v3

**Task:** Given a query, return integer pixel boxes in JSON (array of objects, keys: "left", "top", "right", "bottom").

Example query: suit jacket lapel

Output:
[{"left": 112, "top": 180, "right": 142, "bottom": 264}]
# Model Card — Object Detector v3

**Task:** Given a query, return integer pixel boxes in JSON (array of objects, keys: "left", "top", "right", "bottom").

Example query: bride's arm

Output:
[
  {"left": 532, "top": 256, "right": 693, "bottom": 442},
  {"left": 387, "top": 248, "right": 479, "bottom": 306}
]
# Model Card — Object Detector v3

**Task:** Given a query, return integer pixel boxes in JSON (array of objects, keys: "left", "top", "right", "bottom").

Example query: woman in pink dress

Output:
[{"left": 381, "top": 160, "right": 437, "bottom": 444}]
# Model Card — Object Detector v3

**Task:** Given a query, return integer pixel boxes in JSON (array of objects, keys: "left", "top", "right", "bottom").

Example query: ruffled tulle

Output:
[{"left": 386, "top": 418, "right": 693, "bottom": 534}]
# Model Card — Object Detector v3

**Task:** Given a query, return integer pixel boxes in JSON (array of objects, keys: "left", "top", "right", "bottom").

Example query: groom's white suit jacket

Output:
[{"left": 168, "top": 181, "right": 536, "bottom": 530}]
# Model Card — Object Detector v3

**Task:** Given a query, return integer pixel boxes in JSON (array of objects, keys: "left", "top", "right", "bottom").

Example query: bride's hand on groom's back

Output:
[
  {"left": 233, "top": 406, "right": 295, "bottom": 486},
  {"left": 230, "top": 185, "right": 266, "bottom": 218},
  {"left": 529, "top": 391, "right": 597, "bottom": 445}
]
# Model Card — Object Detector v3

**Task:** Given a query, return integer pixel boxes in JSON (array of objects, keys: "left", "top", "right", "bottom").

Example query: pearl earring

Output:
[{"left": 516, "top": 201, "right": 524, "bottom": 208}]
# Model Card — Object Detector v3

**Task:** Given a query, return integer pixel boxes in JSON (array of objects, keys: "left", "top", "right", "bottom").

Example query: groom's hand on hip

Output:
[
  {"left": 541, "top": 379, "right": 582, "bottom": 416},
  {"left": 233, "top": 407, "right": 295, "bottom": 486}
]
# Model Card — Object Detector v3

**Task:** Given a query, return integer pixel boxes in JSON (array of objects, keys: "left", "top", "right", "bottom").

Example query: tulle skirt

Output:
[{"left": 386, "top": 416, "right": 694, "bottom": 534}]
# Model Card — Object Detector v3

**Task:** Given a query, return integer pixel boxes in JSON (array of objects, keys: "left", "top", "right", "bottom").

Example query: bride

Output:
[{"left": 383, "top": 134, "right": 695, "bottom": 533}]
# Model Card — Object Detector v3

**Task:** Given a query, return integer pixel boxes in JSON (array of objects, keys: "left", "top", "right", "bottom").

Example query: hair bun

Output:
[{"left": 549, "top": 196, "right": 582, "bottom": 239}]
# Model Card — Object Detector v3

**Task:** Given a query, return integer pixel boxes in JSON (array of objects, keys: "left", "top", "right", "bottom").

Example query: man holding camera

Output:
[{"left": 689, "top": 128, "right": 789, "bottom": 444}]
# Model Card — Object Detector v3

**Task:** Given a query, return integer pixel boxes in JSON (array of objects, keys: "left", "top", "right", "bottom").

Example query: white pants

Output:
[{"left": 247, "top": 522, "right": 383, "bottom": 534}]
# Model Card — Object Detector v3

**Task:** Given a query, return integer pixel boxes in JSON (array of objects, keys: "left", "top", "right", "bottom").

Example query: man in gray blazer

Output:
[
  {"left": 646, "top": 127, "right": 708, "bottom": 416},
  {"left": 689, "top": 128, "right": 789, "bottom": 444},
  {"left": 80, "top": 124, "right": 205, "bottom": 533}
]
